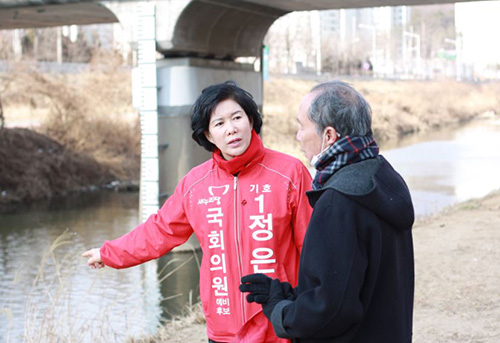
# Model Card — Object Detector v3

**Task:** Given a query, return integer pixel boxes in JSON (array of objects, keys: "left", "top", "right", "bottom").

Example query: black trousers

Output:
[{"left": 208, "top": 340, "right": 222, "bottom": 343}]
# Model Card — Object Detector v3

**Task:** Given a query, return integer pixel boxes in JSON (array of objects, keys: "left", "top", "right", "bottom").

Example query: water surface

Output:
[
  {"left": 381, "top": 117, "right": 500, "bottom": 217},
  {"left": 0, "top": 192, "right": 200, "bottom": 343}
]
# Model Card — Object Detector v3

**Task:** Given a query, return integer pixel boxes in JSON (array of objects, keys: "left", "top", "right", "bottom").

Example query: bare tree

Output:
[
  {"left": 264, "top": 17, "right": 299, "bottom": 74},
  {"left": 0, "top": 75, "right": 15, "bottom": 130},
  {"left": 410, "top": 4, "right": 455, "bottom": 59},
  {"left": 0, "top": 74, "right": 14, "bottom": 129},
  {"left": 321, "top": 35, "right": 342, "bottom": 74},
  {"left": 0, "top": 31, "right": 14, "bottom": 60}
]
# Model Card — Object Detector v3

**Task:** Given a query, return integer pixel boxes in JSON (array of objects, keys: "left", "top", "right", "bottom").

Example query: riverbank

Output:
[
  {"left": 0, "top": 128, "right": 112, "bottom": 209},
  {"left": 1, "top": 69, "right": 499, "bottom": 208},
  {"left": 134, "top": 189, "right": 500, "bottom": 343},
  {"left": 0, "top": 127, "right": 140, "bottom": 212},
  {"left": 1, "top": 67, "right": 140, "bottom": 211}
]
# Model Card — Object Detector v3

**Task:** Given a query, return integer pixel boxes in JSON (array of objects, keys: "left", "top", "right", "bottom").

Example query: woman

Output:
[{"left": 82, "top": 81, "right": 312, "bottom": 343}]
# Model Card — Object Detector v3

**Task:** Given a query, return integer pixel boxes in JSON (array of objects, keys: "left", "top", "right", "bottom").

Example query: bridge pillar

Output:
[{"left": 155, "top": 57, "right": 262, "bottom": 250}]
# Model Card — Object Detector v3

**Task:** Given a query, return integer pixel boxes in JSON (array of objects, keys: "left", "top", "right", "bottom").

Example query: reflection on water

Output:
[
  {"left": 0, "top": 192, "right": 201, "bottom": 343},
  {"left": 381, "top": 117, "right": 500, "bottom": 217}
]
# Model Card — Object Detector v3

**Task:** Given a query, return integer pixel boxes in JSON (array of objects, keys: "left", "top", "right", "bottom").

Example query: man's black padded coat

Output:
[{"left": 270, "top": 156, "right": 415, "bottom": 343}]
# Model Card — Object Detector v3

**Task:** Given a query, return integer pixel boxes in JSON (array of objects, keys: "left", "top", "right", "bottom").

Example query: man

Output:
[{"left": 240, "top": 80, "right": 415, "bottom": 343}]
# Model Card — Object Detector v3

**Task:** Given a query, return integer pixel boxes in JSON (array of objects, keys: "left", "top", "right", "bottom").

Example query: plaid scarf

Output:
[{"left": 312, "top": 135, "right": 379, "bottom": 190}]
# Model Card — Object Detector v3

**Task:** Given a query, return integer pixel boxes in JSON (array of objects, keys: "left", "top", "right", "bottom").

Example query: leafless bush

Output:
[{"left": 1, "top": 61, "right": 140, "bottom": 181}]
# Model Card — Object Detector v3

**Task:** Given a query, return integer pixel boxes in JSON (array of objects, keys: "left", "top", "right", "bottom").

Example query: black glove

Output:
[
  {"left": 262, "top": 278, "right": 286, "bottom": 319},
  {"left": 240, "top": 273, "right": 287, "bottom": 320},
  {"left": 281, "top": 281, "right": 297, "bottom": 301},
  {"left": 239, "top": 273, "right": 272, "bottom": 303}
]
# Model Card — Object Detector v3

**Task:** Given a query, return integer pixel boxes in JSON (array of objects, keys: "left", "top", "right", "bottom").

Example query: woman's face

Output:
[{"left": 205, "top": 99, "right": 253, "bottom": 160}]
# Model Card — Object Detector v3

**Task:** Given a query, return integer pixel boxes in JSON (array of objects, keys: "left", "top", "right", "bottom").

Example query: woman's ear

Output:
[
  {"left": 324, "top": 126, "right": 338, "bottom": 145},
  {"left": 205, "top": 131, "right": 214, "bottom": 144}
]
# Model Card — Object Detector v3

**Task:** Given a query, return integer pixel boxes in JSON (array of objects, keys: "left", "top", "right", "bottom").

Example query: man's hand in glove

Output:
[
  {"left": 240, "top": 273, "right": 288, "bottom": 320},
  {"left": 239, "top": 273, "right": 272, "bottom": 303}
]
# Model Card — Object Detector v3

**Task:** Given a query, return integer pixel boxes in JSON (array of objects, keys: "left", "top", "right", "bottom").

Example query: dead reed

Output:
[{"left": 2, "top": 230, "right": 205, "bottom": 343}]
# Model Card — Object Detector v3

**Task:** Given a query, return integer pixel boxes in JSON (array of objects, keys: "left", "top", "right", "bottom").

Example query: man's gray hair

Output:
[{"left": 309, "top": 81, "right": 373, "bottom": 137}]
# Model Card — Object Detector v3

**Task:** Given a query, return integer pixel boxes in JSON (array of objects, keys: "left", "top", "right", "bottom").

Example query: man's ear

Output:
[
  {"left": 205, "top": 131, "right": 214, "bottom": 144},
  {"left": 324, "top": 126, "right": 339, "bottom": 145}
]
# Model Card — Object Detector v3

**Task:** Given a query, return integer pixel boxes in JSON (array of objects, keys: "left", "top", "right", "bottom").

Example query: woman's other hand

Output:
[{"left": 82, "top": 248, "right": 105, "bottom": 269}]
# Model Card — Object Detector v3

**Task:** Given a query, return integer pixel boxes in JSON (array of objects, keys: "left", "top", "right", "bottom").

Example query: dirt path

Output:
[
  {"left": 156, "top": 190, "right": 500, "bottom": 343},
  {"left": 412, "top": 190, "right": 500, "bottom": 343}
]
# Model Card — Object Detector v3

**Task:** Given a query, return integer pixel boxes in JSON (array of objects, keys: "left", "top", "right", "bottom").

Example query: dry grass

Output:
[
  {"left": 360, "top": 79, "right": 500, "bottom": 140},
  {"left": 14, "top": 230, "right": 118, "bottom": 343},
  {"left": 2, "top": 229, "right": 205, "bottom": 343},
  {"left": 129, "top": 247, "right": 206, "bottom": 343},
  {"left": 0, "top": 127, "right": 113, "bottom": 210},
  {"left": 0, "top": 60, "right": 140, "bottom": 208},
  {"left": 128, "top": 303, "right": 207, "bottom": 343},
  {"left": 262, "top": 76, "right": 500, "bottom": 163},
  {"left": 262, "top": 77, "right": 316, "bottom": 159},
  {"left": 1, "top": 62, "right": 140, "bottom": 181}
]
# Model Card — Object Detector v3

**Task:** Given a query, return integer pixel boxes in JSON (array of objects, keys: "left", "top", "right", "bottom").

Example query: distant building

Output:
[
  {"left": 319, "top": 10, "right": 340, "bottom": 35},
  {"left": 391, "top": 6, "right": 410, "bottom": 27},
  {"left": 266, "top": 6, "right": 412, "bottom": 76}
]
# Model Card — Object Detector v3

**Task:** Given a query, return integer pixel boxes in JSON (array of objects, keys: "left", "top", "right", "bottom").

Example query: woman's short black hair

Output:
[{"left": 191, "top": 81, "right": 263, "bottom": 152}]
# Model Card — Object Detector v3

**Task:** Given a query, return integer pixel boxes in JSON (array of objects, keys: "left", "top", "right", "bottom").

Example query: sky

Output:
[{"left": 455, "top": 1, "right": 500, "bottom": 67}]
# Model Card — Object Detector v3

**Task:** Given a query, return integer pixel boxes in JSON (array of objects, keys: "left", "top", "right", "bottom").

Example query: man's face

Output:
[{"left": 296, "top": 92, "right": 322, "bottom": 165}]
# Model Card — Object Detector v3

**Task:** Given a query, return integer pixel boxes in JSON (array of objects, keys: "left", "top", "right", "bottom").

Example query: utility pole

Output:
[
  {"left": 34, "top": 29, "right": 39, "bottom": 61},
  {"left": 403, "top": 27, "right": 421, "bottom": 78},
  {"left": 56, "top": 27, "right": 63, "bottom": 64},
  {"left": 12, "top": 29, "right": 22, "bottom": 61},
  {"left": 445, "top": 37, "right": 462, "bottom": 81},
  {"left": 312, "top": 10, "right": 322, "bottom": 75}
]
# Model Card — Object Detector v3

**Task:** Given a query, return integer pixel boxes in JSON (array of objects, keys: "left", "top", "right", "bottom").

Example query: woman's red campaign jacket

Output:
[{"left": 100, "top": 148, "right": 313, "bottom": 343}]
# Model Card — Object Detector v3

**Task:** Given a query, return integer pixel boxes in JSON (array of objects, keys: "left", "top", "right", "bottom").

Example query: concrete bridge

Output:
[
  {"left": 0, "top": 0, "right": 488, "bottom": 222},
  {"left": 0, "top": 0, "right": 481, "bottom": 58}
]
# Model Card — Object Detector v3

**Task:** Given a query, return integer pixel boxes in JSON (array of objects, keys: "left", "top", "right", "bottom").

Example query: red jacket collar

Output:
[{"left": 212, "top": 130, "right": 265, "bottom": 175}]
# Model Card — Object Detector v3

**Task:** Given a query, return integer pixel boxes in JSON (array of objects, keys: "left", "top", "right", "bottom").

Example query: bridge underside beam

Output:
[
  {"left": 0, "top": 2, "right": 118, "bottom": 29},
  {"left": 159, "top": 0, "right": 285, "bottom": 59},
  {"left": 0, "top": 0, "right": 486, "bottom": 30},
  {"left": 244, "top": 0, "right": 474, "bottom": 11}
]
